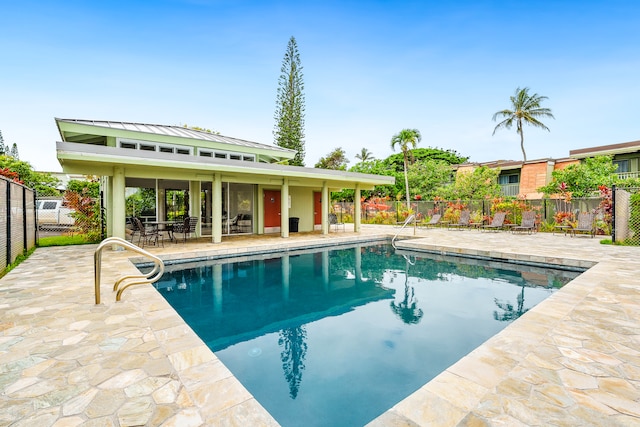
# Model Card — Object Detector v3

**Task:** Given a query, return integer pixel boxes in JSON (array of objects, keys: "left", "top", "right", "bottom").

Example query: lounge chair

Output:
[
  {"left": 448, "top": 210, "right": 470, "bottom": 230},
  {"left": 511, "top": 211, "right": 536, "bottom": 234},
  {"left": 329, "top": 213, "right": 345, "bottom": 232},
  {"left": 420, "top": 214, "right": 442, "bottom": 228},
  {"left": 571, "top": 212, "right": 595, "bottom": 238},
  {"left": 481, "top": 212, "right": 507, "bottom": 232}
]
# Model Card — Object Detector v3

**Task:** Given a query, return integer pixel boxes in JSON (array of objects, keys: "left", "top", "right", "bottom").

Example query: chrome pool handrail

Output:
[
  {"left": 392, "top": 214, "right": 416, "bottom": 249},
  {"left": 94, "top": 237, "right": 165, "bottom": 304}
]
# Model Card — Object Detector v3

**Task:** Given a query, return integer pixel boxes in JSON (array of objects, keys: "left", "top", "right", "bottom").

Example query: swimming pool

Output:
[{"left": 152, "top": 243, "right": 580, "bottom": 427}]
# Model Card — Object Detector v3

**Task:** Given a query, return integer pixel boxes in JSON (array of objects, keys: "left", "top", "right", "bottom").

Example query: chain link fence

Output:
[
  {"left": 0, "top": 176, "right": 36, "bottom": 272},
  {"left": 613, "top": 186, "right": 640, "bottom": 245},
  {"left": 36, "top": 192, "right": 104, "bottom": 242}
]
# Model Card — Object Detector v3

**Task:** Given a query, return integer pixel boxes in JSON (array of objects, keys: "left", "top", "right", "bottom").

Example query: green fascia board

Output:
[
  {"left": 56, "top": 142, "right": 394, "bottom": 189},
  {"left": 56, "top": 119, "right": 296, "bottom": 161}
]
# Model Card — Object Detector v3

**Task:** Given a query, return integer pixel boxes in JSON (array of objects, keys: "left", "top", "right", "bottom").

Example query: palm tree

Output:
[
  {"left": 492, "top": 87, "right": 554, "bottom": 162},
  {"left": 391, "top": 129, "right": 421, "bottom": 210},
  {"left": 355, "top": 147, "right": 374, "bottom": 163}
]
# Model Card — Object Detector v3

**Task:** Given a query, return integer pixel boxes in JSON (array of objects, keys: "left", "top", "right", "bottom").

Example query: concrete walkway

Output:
[{"left": 1, "top": 226, "right": 639, "bottom": 426}]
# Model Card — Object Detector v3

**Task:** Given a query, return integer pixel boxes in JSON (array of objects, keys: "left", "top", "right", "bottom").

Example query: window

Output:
[
  {"left": 199, "top": 151, "right": 213, "bottom": 157},
  {"left": 499, "top": 174, "right": 519, "bottom": 185},
  {"left": 120, "top": 142, "right": 137, "bottom": 150},
  {"left": 139, "top": 144, "right": 156, "bottom": 152},
  {"left": 159, "top": 146, "right": 174, "bottom": 154},
  {"left": 176, "top": 148, "right": 191, "bottom": 155},
  {"left": 614, "top": 159, "right": 630, "bottom": 173},
  {"left": 42, "top": 201, "right": 58, "bottom": 210},
  {"left": 243, "top": 155, "right": 255, "bottom": 162},
  {"left": 215, "top": 153, "right": 227, "bottom": 159},
  {"left": 230, "top": 154, "right": 241, "bottom": 160}
]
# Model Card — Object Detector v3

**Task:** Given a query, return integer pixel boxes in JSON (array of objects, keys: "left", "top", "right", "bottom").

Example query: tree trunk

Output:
[{"left": 403, "top": 155, "right": 410, "bottom": 211}]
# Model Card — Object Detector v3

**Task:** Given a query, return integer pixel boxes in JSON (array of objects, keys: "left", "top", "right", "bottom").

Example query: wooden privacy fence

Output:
[{"left": 0, "top": 176, "right": 37, "bottom": 271}]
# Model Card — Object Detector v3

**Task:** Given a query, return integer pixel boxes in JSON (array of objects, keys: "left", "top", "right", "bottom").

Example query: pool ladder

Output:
[
  {"left": 391, "top": 214, "right": 416, "bottom": 249},
  {"left": 94, "top": 237, "right": 165, "bottom": 304}
]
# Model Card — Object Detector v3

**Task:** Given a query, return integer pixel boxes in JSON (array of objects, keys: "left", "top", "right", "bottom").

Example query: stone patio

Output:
[{"left": 1, "top": 225, "right": 639, "bottom": 426}]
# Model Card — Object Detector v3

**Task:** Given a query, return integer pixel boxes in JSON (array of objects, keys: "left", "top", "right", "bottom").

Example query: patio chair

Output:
[
  {"left": 448, "top": 210, "right": 470, "bottom": 230},
  {"left": 329, "top": 213, "right": 345, "bottom": 232},
  {"left": 571, "top": 212, "right": 595, "bottom": 238},
  {"left": 173, "top": 216, "right": 198, "bottom": 243},
  {"left": 481, "top": 212, "right": 507, "bottom": 232},
  {"left": 511, "top": 211, "right": 536, "bottom": 234},
  {"left": 133, "top": 217, "right": 163, "bottom": 248},
  {"left": 420, "top": 214, "right": 442, "bottom": 228}
]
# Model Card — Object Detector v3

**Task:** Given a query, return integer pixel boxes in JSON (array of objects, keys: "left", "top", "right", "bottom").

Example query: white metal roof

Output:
[{"left": 55, "top": 118, "right": 296, "bottom": 155}]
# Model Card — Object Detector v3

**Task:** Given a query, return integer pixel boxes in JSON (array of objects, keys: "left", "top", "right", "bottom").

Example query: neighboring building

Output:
[
  {"left": 55, "top": 118, "right": 394, "bottom": 243},
  {"left": 455, "top": 138, "right": 640, "bottom": 199},
  {"left": 570, "top": 139, "right": 640, "bottom": 180},
  {"left": 456, "top": 158, "right": 578, "bottom": 199}
]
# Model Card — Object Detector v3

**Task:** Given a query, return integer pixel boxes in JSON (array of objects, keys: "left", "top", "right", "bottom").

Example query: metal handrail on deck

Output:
[
  {"left": 392, "top": 214, "right": 416, "bottom": 249},
  {"left": 94, "top": 237, "right": 165, "bottom": 304}
]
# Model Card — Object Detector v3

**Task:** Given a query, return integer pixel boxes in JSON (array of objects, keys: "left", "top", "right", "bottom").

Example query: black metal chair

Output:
[
  {"left": 173, "top": 216, "right": 198, "bottom": 243},
  {"left": 133, "top": 217, "right": 162, "bottom": 248}
]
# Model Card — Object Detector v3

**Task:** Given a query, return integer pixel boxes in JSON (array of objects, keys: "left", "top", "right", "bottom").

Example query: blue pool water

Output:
[{"left": 152, "top": 243, "right": 579, "bottom": 427}]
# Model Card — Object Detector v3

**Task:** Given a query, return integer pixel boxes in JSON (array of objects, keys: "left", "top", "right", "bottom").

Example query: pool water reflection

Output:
[{"left": 152, "top": 243, "right": 580, "bottom": 427}]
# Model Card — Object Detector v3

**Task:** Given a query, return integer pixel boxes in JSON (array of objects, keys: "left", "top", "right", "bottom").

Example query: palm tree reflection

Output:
[
  {"left": 278, "top": 326, "right": 308, "bottom": 399},
  {"left": 493, "top": 285, "right": 529, "bottom": 322},
  {"left": 390, "top": 259, "right": 424, "bottom": 325}
]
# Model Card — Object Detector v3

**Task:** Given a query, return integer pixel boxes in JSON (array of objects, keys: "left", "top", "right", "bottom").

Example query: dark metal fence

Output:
[
  {"left": 0, "top": 176, "right": 37, "bottom": 271},
  {"left": 347, "top": 198, "right": 604, "bottom": 224}
]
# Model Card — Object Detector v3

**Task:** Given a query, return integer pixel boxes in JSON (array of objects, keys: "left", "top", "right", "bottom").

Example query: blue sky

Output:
[{"left": 1, "top": 0, "right": 639, "bottom": 172}]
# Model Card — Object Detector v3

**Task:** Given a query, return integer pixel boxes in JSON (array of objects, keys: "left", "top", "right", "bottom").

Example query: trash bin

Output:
[{"left": 289, "top": 217, "right": 299, "bottom": 232}]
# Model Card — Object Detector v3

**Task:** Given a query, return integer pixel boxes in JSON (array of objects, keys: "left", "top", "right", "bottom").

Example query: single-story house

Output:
[{"left": 55, "top": 118, "right": 394, "bottom": 243}]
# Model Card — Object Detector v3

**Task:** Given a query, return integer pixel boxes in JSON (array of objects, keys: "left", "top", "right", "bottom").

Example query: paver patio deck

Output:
[{"left": 1, "top": 225, "right": 639, "bottom": 426}]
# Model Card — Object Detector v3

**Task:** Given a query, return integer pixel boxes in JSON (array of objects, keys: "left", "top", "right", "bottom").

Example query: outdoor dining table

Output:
[{"left": 147, "top": 220, "right": 181, "bottom": 242}]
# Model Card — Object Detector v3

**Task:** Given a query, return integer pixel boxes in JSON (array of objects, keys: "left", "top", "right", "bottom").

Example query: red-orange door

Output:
[
  {"left": 314, "top": 192, "right": 322, "bottom": 225},
  {"left": 264, "top": 190, "right": 281, "bottom": 227}
]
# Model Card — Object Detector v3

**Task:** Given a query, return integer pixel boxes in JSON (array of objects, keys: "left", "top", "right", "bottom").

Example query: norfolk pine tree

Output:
[{"left": 273, "top": 36, "right": 306, "bottom": 166}]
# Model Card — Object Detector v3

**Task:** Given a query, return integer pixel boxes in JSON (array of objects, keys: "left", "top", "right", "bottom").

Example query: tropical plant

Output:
[
  {"left": 492, "top": 87, "right": 555, "bottom": 162},
  {"left": 273, "top": 36, "right": 306, "bottom": 166},
  {"left": 0, "top": 155, "right": 60, "bottom": 195},
  {"left": 315, "top": 147, "right": 349, "bottom": 170},
  {"left": 391, "top": 128, "right": 421, "bottom": 210},
  {"left": 538, "top": 156, "right": 618, "bottom": 198},
  {"left": 439, "top": 166, "right": 501, "bottom": 201},
  {"left": 355, "top": 148, "right": 374, "bottom": 163}
]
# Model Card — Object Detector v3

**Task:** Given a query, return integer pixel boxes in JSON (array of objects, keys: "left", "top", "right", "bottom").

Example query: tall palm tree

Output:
[
  {"left": 492, "top": 87, "right": 554, "bottom": 162},
  {"left": 391, "top": 129, "right": 421, "bottom": 210},
  {"left": 355, "top": 147, "right": 374, "bottom": 163}
]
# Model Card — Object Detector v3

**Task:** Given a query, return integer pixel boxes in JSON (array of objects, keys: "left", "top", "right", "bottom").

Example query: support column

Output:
[
  {"left": 212, "top": 174, "right": 222, "bottom": 243},
  {"left": 112, "top": 167, "right": 126, "bottom": 240},
  {"left": 281, "top": 178, "right": 289, "bottom": 238},
  {"left": 321, "top": 181, "right": 329, "bottom": 235},
  {"left": 157, "top": 182, "right": 166, "bottom": 221},
  {"left": 257, "top": 185, "right": 264, "bottom": 235},
  {"left": 189, "top": 181, "right": 201, "bottom": 237},
  {"left": 354, "top": 184, "right": 361, "bottom": 232},
  {"left": 103, "top": 176, "right": 113, "bottom": 237}
]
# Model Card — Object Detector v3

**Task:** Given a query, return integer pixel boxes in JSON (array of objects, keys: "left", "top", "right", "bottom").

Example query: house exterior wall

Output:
[
  {"left": 288, "top": 187, "right": 316, "bottom": 232},
  {"left": 519, "top": 162, "right": 548, "bottom": 198}
]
